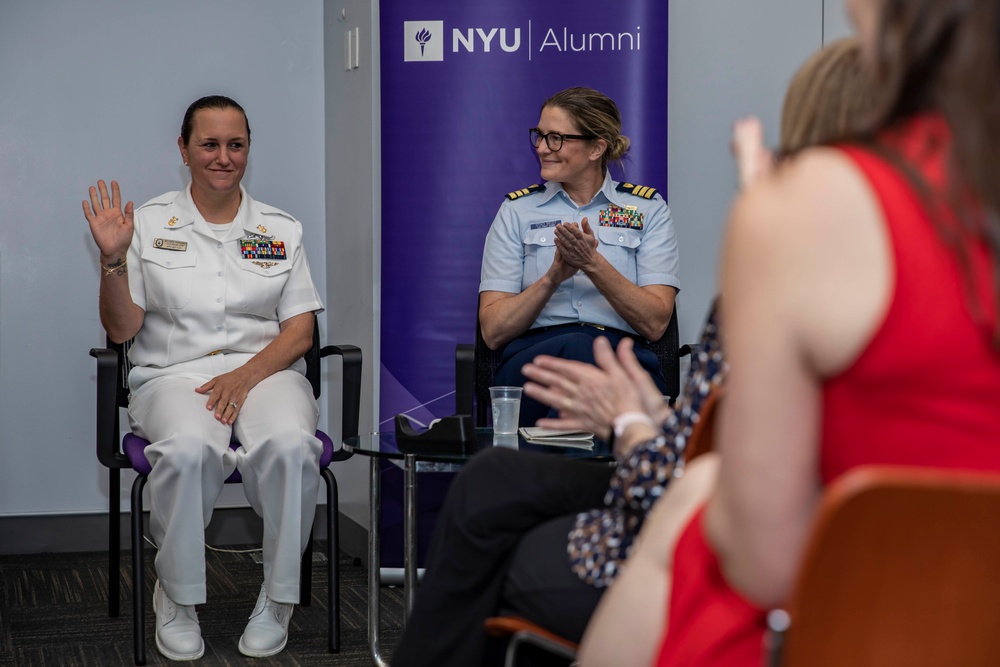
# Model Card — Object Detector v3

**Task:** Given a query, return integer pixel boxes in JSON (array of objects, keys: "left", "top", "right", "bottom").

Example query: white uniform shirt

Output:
[{"left": 126, "top": 184, "right": 324, "bottom": 390}]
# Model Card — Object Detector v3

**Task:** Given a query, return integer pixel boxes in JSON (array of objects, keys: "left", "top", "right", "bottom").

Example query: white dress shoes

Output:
[
  {"left": 238, "top": 583, "right": 294, "bottom": 657},
  {"left": 153, "top": 579, "right": 205, "bottom": 661}
]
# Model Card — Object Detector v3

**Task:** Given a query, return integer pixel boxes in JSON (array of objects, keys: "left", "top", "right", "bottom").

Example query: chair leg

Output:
[
  {"left": 110, "top": 468, "right": 121, "bottom": 618},
  {"left": 765, "top": 609, "right": 790, "bottom": 667},
  {"left": 323, "top": 466, "right": 340, "bottom": 653},
  {"left": 300, "top": 529, "right": 314, "bottom": 607},
  {"left": 505, "top": 635, "right": 521, "bottom": 667},
  {"left": 131, "top": 475, "right": 148, "bottom": 666}
]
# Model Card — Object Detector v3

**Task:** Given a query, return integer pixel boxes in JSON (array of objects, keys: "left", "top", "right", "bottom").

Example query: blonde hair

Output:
[
  {"left": 542, "top": 87, "right": 630, "bottom": 173},
  {"left": 779, "top": 38, "right": 875, "bottom": 154}
]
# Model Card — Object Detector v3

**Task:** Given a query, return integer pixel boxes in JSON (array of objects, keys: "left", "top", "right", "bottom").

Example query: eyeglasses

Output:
[{"left": 529, "top": 128, "right": 597, "bottom": 152}]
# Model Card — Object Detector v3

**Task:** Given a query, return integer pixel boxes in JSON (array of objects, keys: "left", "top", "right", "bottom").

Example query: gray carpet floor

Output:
[{"left": 0, "top": 542, "right": 403, "bottom": 666}]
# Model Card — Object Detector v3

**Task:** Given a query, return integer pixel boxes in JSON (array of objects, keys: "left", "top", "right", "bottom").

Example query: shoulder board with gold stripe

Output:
[
  {"left": 616, "top": 182, "right": 660, "bottom": 200},
  {"left": 505, "top": 183, "right": 546, "bottom": 201}
]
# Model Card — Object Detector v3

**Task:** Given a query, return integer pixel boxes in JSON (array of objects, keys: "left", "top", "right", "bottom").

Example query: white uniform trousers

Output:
[{"left": 128, "top": 369, "right": 322, "bottom": 606}]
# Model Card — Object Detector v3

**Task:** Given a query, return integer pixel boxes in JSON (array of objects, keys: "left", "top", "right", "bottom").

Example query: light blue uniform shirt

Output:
[{"left": 479, "top": 173, "right": 680, "bottom": 334}]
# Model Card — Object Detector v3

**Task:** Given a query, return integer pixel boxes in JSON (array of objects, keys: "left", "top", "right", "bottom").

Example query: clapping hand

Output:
[
  {"left": 546, "top": 246, "right": 578, "bottom": 285},
  {"left": 522, "top": 336, "right": 671, "bottom": 443},
  {"left": 553, "top": 217, "right": 598, "bottom": 271},
  {"left": 83, "top": 179, "right": 133, "bottom": 262}
]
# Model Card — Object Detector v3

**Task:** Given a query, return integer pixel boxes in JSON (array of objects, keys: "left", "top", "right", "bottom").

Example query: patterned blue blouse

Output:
[{"left": 567, "top": 299, "right": 727, "bottom": 587}]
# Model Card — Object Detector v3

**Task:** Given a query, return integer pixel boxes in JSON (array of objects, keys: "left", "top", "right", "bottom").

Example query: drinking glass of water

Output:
[{"left": 489, "top": 386, "right": 522, "bottom": 435}]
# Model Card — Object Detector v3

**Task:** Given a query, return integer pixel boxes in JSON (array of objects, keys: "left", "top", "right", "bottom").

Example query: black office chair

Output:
[
  {"left": 91, "top": 315, "right": 361, "bottom": 665},
  {"left": 456, "top": 307, "right": 682, "bottom": 425},
  {"left": 455, "top": 314, "right": 504, "bottom": 424}
]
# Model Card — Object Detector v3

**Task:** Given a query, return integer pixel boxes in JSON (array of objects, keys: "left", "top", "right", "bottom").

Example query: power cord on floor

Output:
[{"left": 142, "top": 534, "right": 263, "bottom": 554}]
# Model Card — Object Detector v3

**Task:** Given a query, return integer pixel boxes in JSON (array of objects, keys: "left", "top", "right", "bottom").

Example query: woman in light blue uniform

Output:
[
  {"left": 83, "top": 95, "right": 323, "bottom": 661},
  {"left": 479, "top": 86, "right": 680, "bottom": 426},
  {"left": 395, "top": 88, "right": 679, "bottom": 667}
]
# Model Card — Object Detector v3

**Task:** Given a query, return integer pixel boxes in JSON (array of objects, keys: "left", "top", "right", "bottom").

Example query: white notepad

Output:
[{"left": 517, "top": 427, "right": 595, "bottom": 448}]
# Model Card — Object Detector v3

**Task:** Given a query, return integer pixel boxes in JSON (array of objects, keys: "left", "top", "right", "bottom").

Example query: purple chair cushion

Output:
[{"left": 123, "top": 431, "right": 336, "bottom": 482}]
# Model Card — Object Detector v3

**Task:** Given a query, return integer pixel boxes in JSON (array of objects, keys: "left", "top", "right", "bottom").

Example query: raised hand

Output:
[
  {"left": 83, "top": 179, "right": 134, "bottom": 261},
  {"left": 731, "top": 116, "right": 774, "bottom": 191}
]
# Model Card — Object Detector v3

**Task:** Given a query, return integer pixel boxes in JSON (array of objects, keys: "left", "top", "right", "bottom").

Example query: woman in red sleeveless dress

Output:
[{"left": 522, "top": 0, "right": 1000, "bottom": 664}]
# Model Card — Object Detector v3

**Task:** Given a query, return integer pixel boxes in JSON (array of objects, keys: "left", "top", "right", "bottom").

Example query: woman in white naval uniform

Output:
[{"left": 83, "top": 95, "right": 324, "bottom": 661}]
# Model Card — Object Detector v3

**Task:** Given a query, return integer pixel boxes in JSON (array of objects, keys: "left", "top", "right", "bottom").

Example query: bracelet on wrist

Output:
[
  {"left": 612, "top": 411, "right": 658, "bottom": 439},
  {"left": 100, "top": 259, "right": 127, "bottom": 276}
]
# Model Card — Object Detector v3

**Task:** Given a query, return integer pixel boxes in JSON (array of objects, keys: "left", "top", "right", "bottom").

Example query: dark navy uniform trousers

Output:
[{"left": 494, "top": 324, "right": 668, "bottom": 427}]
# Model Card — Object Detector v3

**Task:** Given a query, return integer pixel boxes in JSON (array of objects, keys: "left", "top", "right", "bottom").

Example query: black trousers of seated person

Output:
[{"left": 392, "top": 447, "right": 614, "bottom": 667}]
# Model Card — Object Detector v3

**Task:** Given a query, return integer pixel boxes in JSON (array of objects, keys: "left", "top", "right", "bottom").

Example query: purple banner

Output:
[{"left": 379, "top": 1, "right": 669, "bottom": 426}]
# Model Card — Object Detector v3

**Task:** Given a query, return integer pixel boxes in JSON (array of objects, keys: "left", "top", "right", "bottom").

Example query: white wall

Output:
[
  {"left": 668, "top": 0, "right": 824, "bottom": 342},
  {"left": 669, "top": 0, "right": 857, "bottom": 342},
  {"left": 0, "top": 0, "right": 327, "bottom": 517},
  {"left": 323, "top": 0, "right": 381, "bottom": 528},
  {"left": 824, "top": 0, "right": 854, "bottom": 42}
]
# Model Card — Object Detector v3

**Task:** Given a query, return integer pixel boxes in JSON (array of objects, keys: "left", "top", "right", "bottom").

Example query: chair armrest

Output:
[
  {"left": 90, "top": 347, "right": 129, "bottom": 469},
  {"left": 455, "top": 343, "right": 475, "bottom": 416},
  {"left": 679, "top": 343, "right": 701, "bottom": 358},
  {"left": 484, "top": 616, "right": 579, "bottom": 659},
  {"left": 320, "top": 344, "right": 363, "bottom": 441}
]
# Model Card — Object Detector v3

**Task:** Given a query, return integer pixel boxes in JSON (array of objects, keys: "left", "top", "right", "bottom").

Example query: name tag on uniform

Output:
[
  {"left": 153, "top": 238, "right": 188, "bottom": 251},
  {"left": 240, "top": 237, "right": 287, "bottom": 260},
  {"left": 529, "top": 220, "right": 560, "bottom": 230}
]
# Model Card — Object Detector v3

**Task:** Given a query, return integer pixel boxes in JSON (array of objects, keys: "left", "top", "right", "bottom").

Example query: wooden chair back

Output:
[
  {"left": 770, "top": 465, "right": 1000, "bottom": 667},
  {"left": 682, "top": 385, "right": 722, "bottom": 463}
]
